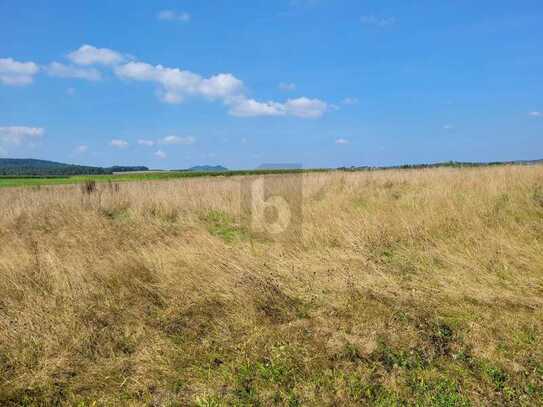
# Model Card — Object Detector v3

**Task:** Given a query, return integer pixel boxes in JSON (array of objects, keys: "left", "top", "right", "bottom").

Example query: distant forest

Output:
[
  {"left": 0, "top": 159, "right": 148, "bottom": 176},
  {"left": 338, "top": 159, "right": 543, "bottom": 171}
]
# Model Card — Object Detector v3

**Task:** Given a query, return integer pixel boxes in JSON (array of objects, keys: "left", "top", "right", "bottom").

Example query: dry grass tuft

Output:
[{"left": 1, "top": 165, "right": 543, "bottom": 405}]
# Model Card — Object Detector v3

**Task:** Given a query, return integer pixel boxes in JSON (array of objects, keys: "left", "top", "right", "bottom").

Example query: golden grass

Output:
[{"left": 1, "top": 165, "right": 543, "bottom": 405}]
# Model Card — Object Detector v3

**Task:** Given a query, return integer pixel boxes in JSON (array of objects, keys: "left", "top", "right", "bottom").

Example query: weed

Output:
[{"left": 201, "top": 209, "right": 248, "bottom": 242}]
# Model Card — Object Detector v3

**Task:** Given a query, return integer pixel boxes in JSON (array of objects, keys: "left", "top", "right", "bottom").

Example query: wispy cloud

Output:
[
  {"left": 68, "top": 44, "right": 125, "bottom": 66},
  {"left": 335, "top": 138, "right": 350, "bottom": 145},
  {"left": 279, "top": 82, "right": 296, "bottom": 91},
  {"left": 110, "top": 139, "right": 129, "bottom": 148},
  {"left": 284, "top": 97, "right": 328, "bottom": 118},
  {"left": 60, "top": 44, "right": 330, "bottom": 119},
  {"left": 138, "top": 139, "right": 155, "bottom": 146},
  {"left": 0, "top": 58, "right": 39, "bottom": 86},
  {"left": 157, "top": 10, "right": 191, "bottom": 22},
  {"left": 360, "top": 15, "right": 396, "bottom": 28},
  {"left": 0, "top": 126, "right": 44, "bottom": 144},
  {"left": 46, "top": 62, "right": 101, "bottom": 81},
  {"left": 160, "top": 135, "right": 196, "bottom": 145},
  {"left": 154, "top": 150, "right": 167, "bottom": 159},
  {"left": 74, "top": 144, "right": 89, "bottom": 154},
  {"left": 229, "top": 97, "right": 328, "bottom": 118},
  {"left": 115, "top": 61, "right": 244, "bottom": 104},
  {"left": 341, "top": 97, "right": 359, "bottom": 105},
  {"left": 529, "top": 111, "right": 542, "bottom": 117}
]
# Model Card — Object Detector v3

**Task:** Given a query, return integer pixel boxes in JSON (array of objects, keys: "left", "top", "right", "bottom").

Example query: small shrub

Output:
[{"left": 484, "top": 364, "right": 508, "bottom": 391}]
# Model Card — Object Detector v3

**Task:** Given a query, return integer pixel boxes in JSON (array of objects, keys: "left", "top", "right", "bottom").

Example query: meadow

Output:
[
  {"left": 0, "top": 169, "right": 311, "bottom": 189},
  {"left": 1, "top": 165, "right": 543, "bottom": 405}
]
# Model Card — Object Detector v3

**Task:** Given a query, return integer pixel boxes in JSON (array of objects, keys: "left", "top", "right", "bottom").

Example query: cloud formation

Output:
[
  {"left": 68, "top": 45, "right": 125, "bottom": 66},
  {"left": 110, "top": 139, "right": 129, "bottom": 148},
  {"left": 229, "top": 98, "right": 285, "bottom": 117},
  {"left": 157, "top": 10, "right": 191, "bottom": 22},
  {"left": 115, "top": 62, "right": 244, "bottom": 104},
  {"left": 529, "top": 111, "right": 542, "bottom": 117},
  {"left": 342, "top": 97, "right": 359, "bottom": 105},
  {"left": 5, "top": 44, "right": 329, "bottom": 119},
  {"left": 335, "top": 138, "right": 350, "bottom": 144},
  {"left": 138, "top": 139, "right": 155, "bottom": 146},
  {"left": 154, "top": 150, "right": 167, "bottom": 159},
  {"left": 74, "top": 145, "right": 89, "bottom": 154},
  {"left": 229, "top": 97, "right": 328, "bottom": 118},
  {"left": 279, "top": 82, "right": 296, "bottom": 91},
  {"left": 0, "top": 126, "right": 44, "bottom": 144},
  {"left": 160, "top": 135, "right": 196, "bottom": 145},
  {"left": 46, "top": 62, "right": 101, "bottom": 81},
  {"left": 0, "top": 58, "right": 39, "bottom": 86},
  {"left": 284, "top": 97, "right": 328, "bottom": 118}
]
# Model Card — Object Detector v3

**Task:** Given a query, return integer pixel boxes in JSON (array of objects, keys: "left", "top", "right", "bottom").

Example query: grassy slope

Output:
[{"left": 1, "top": 166, "right": 543, "bottom": 405}]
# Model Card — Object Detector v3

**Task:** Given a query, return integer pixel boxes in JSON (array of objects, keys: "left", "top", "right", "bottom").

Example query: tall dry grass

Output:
[{"left": 1, "top": 165, "right": 543, "bottom": 405}]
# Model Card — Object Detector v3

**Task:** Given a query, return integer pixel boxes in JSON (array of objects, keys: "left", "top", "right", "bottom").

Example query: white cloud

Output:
[
  {"left": 529, "top": 111, "right": 542, "bottom": 117},
  {"left": 160, "top": 135, "right": 195, "bottom": 145},
  {"left": 335, "top": 138, "right": 350, "bottom": 145},
  {"left": 284, "top": 97, "right": 328, "bottom": 118},
  {"left": 46, "top": 62, "right": 101, "bottom": 81},
  {"left": 0, "top": 126, "right": 44, "bottom": 144},
  {"left": 199, "top": 74, "right": 245, "bottom": 99},
  {"left": 74, "top": 144, "right": 89, "bottom": 154},
  {"left": 138, "top": 139, "right": 155, "bottom": 146},
  {"left": 279, "top": 82, "right": 296, "bottom": 91},
  {"left": 70, "top": 43, "right": 330, "bottom": 119},
  {"left": 229, "top": 98, "right": 286, "bottom": 117},
  {"left": 110, "top": 139, "right": 129, "bottom": 148},
  {"left": 154, "top": 150, "right": 167, "bottom": 159},
  {"left": 342, "top": 97, "right": 359, "bottom": 105},
  {"left": 443, "top": 124, "right": 454, "bottom": 130},
  {"left": 157, "top": 10, "right": 191, "bottom": 22},
  {"left": 360, "top": 15, "right": 396, "bottom": 27},
  {"left": 0, "top": 58, "right": 39, "bottom": 86},
  {"left": 115, "top": 61, "right": 244, "bottom": 104},
  {"left": 68, "top": 44, "right": 125, "bottom": 66},
  {"left": 228, "top": 96, "right": 328, "bottom": 118}
]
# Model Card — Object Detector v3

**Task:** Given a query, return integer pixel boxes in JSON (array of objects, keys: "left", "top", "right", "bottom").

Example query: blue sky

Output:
[{"left": 1, "top": 0, "right": 542, "bottom": 169}]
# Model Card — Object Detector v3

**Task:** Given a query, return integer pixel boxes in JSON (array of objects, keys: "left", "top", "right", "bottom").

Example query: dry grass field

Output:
[{"left": 1, "top": 165, "right": 543, "bottom": 406}]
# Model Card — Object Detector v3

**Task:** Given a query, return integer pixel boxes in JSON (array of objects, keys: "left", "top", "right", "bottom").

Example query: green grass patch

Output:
[
  {"left": 201, "top": 210, "right": 249, "bottom": 243},
  {"left": 0, "top": 168, "right": 327, "bottom": 189}
]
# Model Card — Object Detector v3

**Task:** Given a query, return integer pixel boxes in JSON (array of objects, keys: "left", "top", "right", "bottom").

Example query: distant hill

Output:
[{"left": 0, "top": 159, "right": 148, "bottom": 176}]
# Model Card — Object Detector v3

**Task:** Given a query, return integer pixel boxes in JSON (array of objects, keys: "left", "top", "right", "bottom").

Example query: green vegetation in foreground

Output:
[{"left": 0, "top": 169, "right": 321, "bottom": 188}]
